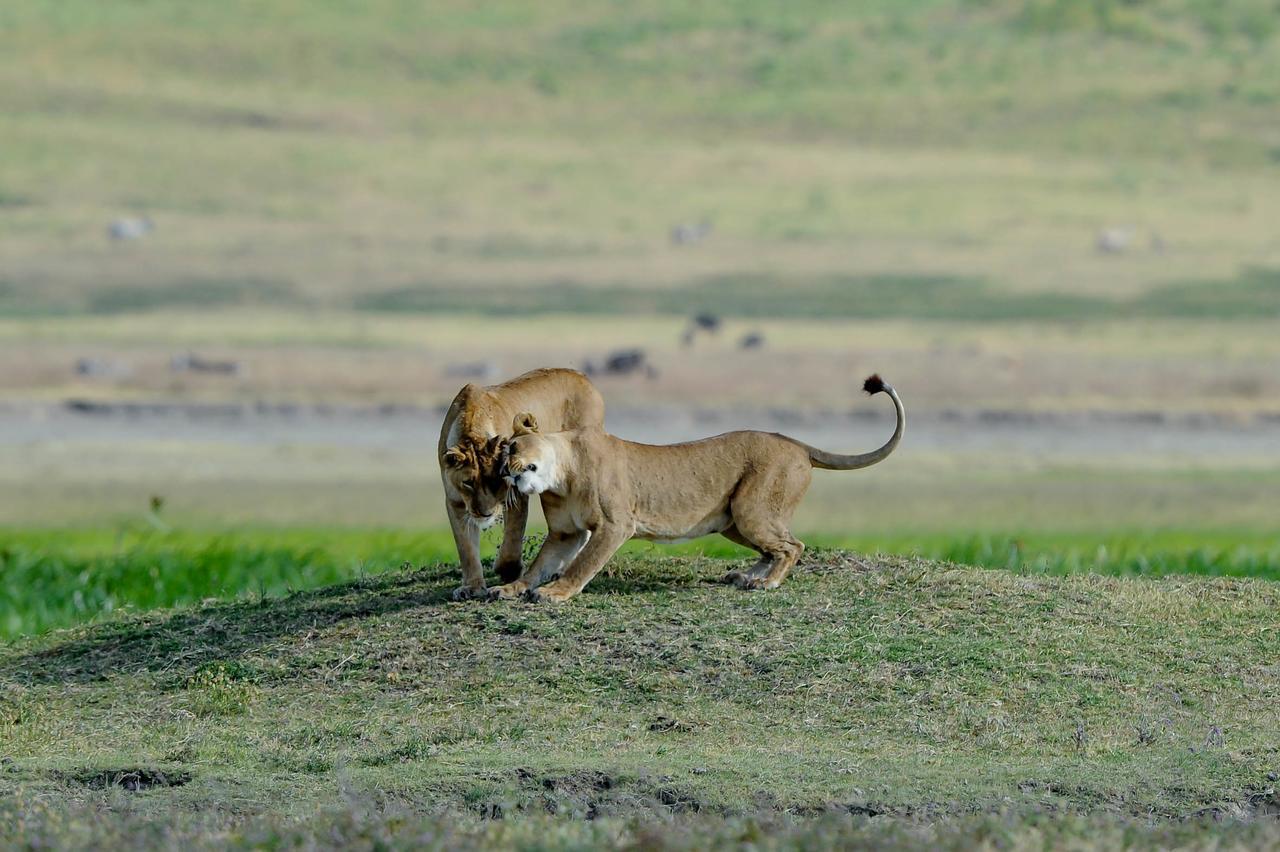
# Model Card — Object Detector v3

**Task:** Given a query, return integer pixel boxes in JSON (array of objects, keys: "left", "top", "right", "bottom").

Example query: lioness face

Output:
[
  {"left": 443, "top": 439, "right": 508, "bottom": 528},
  {"left": 502, "top": 435, "right": 556, "bottom": 496}
]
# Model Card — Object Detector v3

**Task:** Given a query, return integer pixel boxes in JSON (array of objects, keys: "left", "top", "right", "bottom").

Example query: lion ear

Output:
[
  {"left": 512, "top": 412, "right": 539, "bottom": 436},
  {"left": 443, "top": 446, "right": 468, "bottom": 468}
]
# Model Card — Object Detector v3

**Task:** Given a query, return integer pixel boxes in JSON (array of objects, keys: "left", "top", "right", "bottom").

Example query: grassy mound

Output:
[{"left": 1, "top": 552, "right": 1277, "bottom": 847}]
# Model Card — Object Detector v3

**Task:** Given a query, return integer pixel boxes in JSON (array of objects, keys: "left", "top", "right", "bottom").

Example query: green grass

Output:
[
  {"left": 352, "top": 266, "right": 1280, "bottom": 322},
  {"left": 1, "top": 552, "right": 1277, "bottom": 847},
  {"left": 6, "top": 264, "right": 1280, "bottom": 322},
  {"left": 5, "top": 0, "right": 1278, "bottom": 162},
  {"left": 84, "top": 278, "right": 297, "bottom": 315},
  {"left": 3, "top": 527, "right": 1278, "bottom": 640}
]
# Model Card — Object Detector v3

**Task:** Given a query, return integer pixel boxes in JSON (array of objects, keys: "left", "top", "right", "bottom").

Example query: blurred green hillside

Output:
[{"left": 2, "top": 0, "right": 1280, "bottom": 317}]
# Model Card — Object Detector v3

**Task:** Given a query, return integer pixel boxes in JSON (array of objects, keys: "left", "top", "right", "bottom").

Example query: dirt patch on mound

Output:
[
  {"left": 506, "top": 768, "right": 703, "bottom": 820},
  {"left": 64, "top": 768, "right": 192, "bottom": 791}
]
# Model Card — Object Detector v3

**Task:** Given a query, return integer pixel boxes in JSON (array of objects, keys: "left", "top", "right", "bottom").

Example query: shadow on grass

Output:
[
  {"left": 583, "top": 557, "right": 724, "bottom": 596},
  {"left": 0, "top": 567, "right": 454, "bottom": 685},
  {"left": 0, "top": 556, "right": 739, "bottom": 685}
]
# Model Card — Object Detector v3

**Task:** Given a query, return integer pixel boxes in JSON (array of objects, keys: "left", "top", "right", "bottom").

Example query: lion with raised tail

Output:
[
  {"left": 438, "top": 368, "right": 604, "bottom": 600},
  {"left": 488, "top": 375, "right": 904, "bottom": 603}
]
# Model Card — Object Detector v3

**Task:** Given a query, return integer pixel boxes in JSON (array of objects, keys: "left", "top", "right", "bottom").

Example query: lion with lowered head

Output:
[
  {"left": 439, "top": 368, "right": 604, "bottom": 600},
  {"left": 488, "top": 375, "right": 905, "bottom": 603}
]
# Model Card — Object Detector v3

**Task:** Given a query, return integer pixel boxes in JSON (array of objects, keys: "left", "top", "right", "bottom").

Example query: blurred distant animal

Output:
[
  {"left": 170, "top": 353, "right": 241, "bottom": 375},
  {"left": 74, "top": 357, "right": 131, "bottom": 379},
  {"left": 107, "top": 216, "right": 155, "bottom": 241},
  {"left": 739, "top": 331, "right": 765, "bottom": 350},
  {"left": 681, "top": 311, "right": 723, "bottom": 346},
  {"left": 693, "top": 312, "right": 721, "bottom": 332},
  {"left": 584, "top": 348, "right": 657, "bottom": 379},
  {"left": 670, "top": 220, "right": 712, "bottom": 246},
  {"left": 1095, "top": 227, "right": 1132, "bottom": 254}
]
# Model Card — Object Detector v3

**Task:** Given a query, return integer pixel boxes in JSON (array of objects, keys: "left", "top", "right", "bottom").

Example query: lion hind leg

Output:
[
  {"left": 731, "top": 525, "right": 802, "bottom": 590},
  {"left": 757, "top": 533, "right": 804, "bottom": 589},
  {"left": 725, "top": 464, "right": 807, "bottom": 590},
  {"left": 719, "top": 524, "right": 773, "bottom": 586},
  {"left": 727, "top": 506, "right": 805, "bottom": 591}
]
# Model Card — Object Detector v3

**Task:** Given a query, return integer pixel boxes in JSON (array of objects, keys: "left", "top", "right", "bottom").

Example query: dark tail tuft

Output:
[{"left": 863, "top": 374, "right": 886, "bottom": 395}]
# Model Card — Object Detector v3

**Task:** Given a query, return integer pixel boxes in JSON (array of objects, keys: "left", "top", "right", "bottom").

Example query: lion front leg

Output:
[
  {"left": 494, "top": 490, "right": 529, "bottom": 583},
  {"left": 447, "top": 501, "right": 488, "bottom": 600},
  {"left": 526, "top": 524, "right": 630, "bottom": 603},
  {"left": 487, "top": 529, "right": 587, "bottom": 600}
]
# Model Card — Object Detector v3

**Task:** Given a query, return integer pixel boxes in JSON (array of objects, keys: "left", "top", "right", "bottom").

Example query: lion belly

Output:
[{"left": 634, "top": 512, "right": 730, "bottom": 544}]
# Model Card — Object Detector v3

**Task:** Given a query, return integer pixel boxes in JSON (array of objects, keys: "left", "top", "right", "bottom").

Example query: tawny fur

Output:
[
  {"left": 489, "top": 376, "right": 905, "bottom": 603},
  {"left": 438, "top": 368, "right": 605, "bottom": 600}
]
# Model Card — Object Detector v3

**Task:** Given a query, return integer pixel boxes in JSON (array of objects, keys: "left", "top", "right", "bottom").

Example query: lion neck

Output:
[{"left": 535, "top": 433, "right": 577, "bottom": 497}]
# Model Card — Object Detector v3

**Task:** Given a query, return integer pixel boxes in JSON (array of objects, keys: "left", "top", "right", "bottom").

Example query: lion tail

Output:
[{"left": 804, "top": 375, "right": 905, "bottom": 471}]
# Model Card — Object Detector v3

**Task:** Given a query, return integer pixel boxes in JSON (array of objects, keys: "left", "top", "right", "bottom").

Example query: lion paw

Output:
[
  {"left": 524, "top": 582, "right": 575, "bottom": 603},
  {"left": 722, "top": 570, "right": 750, "bottom": 587},
  {"left": 728, "top": 574, "right": 772, "bottom": 591},
  {"left": 487, "top": 582, "right": 527, "bottom": 601},
  {"left": 451, "top": 584, "right": 487, "bottom": 602}
]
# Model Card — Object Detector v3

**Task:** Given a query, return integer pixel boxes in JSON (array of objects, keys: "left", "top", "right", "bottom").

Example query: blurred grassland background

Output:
[
  {"left": 4, "top": 0, "right": 1280, "bottom": 313},
  {"left": 4, "top": 4, "right": 1280, "bottom": 846},
  {"left": 1, "top": 0, "right": 1279, "bottom": 634}
]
